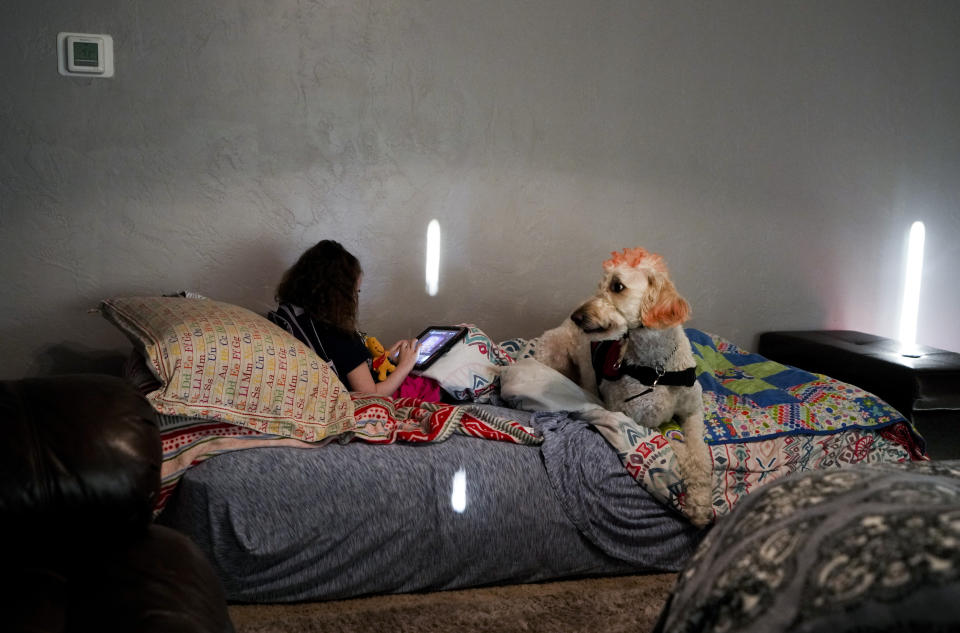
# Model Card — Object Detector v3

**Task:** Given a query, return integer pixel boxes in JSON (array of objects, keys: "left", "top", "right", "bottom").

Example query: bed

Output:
[
  {"left": 98, "top": 295, "right": 926, "bottom": 605},
  {"left": 155, "top": 409, "right": 699, "bottom": 602}
]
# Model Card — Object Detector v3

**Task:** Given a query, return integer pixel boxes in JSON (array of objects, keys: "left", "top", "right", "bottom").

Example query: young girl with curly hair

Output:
[{"left": 268, "top": 240, "right": 428, "bottom": 398}]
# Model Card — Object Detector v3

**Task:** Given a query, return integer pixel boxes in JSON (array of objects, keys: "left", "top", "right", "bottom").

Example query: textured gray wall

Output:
[{"left": 2, "top": 1, "right": 958, "bottom": 379}]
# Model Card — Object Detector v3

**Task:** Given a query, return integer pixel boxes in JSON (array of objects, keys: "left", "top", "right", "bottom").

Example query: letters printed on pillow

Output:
[{"left": 101, "top": 296, "right": 354, "bottom": 441}]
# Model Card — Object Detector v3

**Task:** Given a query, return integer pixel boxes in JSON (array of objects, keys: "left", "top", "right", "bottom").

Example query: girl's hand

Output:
[
  {"left": 392, "top": 339, "right": 421, "bottom": 370},
  {"left": 386, "top": 340, "right": 403, "bottom": 363}
]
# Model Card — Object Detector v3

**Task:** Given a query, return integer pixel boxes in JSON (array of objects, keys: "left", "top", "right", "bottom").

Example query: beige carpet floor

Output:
[{"left": 228, "top": 573, "right": 677, "bottom": 633}]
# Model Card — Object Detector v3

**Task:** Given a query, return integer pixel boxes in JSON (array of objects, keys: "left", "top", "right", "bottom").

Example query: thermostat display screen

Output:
[
  {"left": 72, "top": 41, "right": 100, "bottom": 66},
  {"left": 58, "top": 32, "right": 114, "bottom": 78}
]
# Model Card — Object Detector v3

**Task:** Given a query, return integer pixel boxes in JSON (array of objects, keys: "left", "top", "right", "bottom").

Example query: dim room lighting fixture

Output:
[
  {"left": 898, "top": 221, "right": 925, "bottom": 357},
  {"left": 426, "top": 219, "right": 441, "bottom": 296}
]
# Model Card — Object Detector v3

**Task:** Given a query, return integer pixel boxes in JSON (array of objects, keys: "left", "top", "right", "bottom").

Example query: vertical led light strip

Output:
[
  {"left": 426, "top": 219, "right": 441, "bottom": 296},
  {"left": 451, "top": 468, "right": 467, "bottom": 513},
  {"left": 898, "top": 221, "right": 925, "bottom": 356}
]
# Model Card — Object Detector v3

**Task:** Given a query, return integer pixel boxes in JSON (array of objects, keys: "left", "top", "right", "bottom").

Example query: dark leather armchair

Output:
[{"left": 1, "top": 374, "right": 233, "bottom": 633}]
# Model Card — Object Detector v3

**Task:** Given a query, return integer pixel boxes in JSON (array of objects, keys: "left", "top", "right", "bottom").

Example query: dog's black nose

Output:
[{"left": 570, "top": 310, "right": 585, "bottom": 327}]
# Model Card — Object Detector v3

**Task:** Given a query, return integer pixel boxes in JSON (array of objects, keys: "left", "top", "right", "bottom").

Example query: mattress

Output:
[{"left": 157, "top": 407, "right": 702, "bottom": 602}]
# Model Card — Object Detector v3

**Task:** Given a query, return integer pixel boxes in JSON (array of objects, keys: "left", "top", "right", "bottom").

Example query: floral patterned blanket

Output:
[{"left": 656, "top": 460, "right": 960, "bottom": 633}]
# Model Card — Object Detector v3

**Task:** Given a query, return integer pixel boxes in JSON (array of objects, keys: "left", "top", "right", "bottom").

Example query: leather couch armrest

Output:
[
  {"left": 72, "top": 525, "right": 235, "bottom": 633},
  {"left": 0, "top": 374, "right": 160, "bottom": 553}
]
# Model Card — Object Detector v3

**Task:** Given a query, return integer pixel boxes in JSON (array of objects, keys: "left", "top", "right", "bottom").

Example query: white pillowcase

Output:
[
  {"left": 499, "top": 358, "right": 604, "bottom": 412},
  {"left": 417, "top": 325, "right": 514, "bottom": 402}
]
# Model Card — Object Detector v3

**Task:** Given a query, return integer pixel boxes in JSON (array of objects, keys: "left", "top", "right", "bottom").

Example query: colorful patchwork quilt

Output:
[
  {"left": 609, "top": 329, "right": 925, "bottom": 522},
  {"left": 687, "top": 329, "right": 913, "bottom": 444}
]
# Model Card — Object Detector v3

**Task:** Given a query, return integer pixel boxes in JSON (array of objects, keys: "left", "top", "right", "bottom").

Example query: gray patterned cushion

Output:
[{"left": 656, "top": 460, "right": 960, "bottom": 633}]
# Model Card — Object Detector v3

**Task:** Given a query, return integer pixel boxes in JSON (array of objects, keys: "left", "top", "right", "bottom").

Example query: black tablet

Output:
[{"left": 413, "top": 326, "right": 468, "bottom": 371}]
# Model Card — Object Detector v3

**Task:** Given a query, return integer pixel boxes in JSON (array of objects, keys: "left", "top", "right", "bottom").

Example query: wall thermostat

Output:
[{"left": 58, "top": 32, "right": 114, "bottom": 78}]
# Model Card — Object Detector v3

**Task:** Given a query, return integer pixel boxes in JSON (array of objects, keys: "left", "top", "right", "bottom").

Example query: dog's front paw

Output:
[{"left": 687, "top": 503, "right": 714, "bottom": 528}]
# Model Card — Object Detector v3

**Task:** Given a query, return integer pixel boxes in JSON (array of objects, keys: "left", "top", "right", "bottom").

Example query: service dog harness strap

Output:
[{"left": 591, "top": 339, "right": 697, "bottom": 401}]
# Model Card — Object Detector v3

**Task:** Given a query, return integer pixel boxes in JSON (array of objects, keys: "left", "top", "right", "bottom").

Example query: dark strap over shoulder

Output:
[{"left": 591, "top": 340, "right": 697, "bottom": 388}]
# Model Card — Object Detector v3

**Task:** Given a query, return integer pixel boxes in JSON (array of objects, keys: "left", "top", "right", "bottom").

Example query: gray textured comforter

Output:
[{"left": 157, "top": 406, "right": 701, "bottom": 602}]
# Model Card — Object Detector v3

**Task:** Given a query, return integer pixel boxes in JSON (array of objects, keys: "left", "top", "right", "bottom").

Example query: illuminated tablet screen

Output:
[{"left": 413, "top": 326, "right": 467, "bottom": 370}]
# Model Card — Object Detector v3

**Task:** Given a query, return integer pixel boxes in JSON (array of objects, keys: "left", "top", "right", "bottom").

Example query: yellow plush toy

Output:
[{"left": 365, "top": 336, "right": 396, "bottom": 382}]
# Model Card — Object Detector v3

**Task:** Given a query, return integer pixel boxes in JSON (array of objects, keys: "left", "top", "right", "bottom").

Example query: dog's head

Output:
[{"left": 570, "top": 247, "right": 691, "bottom": 338}]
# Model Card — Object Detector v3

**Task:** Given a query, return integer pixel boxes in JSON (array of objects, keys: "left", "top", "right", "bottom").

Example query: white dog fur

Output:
[{"left": 535, "top": 247, "right": 713, "bottom": 526}]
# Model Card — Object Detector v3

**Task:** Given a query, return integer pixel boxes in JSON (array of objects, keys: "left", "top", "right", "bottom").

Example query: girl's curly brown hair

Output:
[{"left": 275, "top": 240, "right": 363, "bottom": 332}]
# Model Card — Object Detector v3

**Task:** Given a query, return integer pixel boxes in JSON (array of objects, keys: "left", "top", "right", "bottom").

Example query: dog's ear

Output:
[{"left": 641, "top": 275, "right": 691, "bottom": 328}]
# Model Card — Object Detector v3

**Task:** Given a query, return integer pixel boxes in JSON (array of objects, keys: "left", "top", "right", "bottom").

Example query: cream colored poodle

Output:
[{"left": 534, "top": 247, "right": 713, "bottom": 525}]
